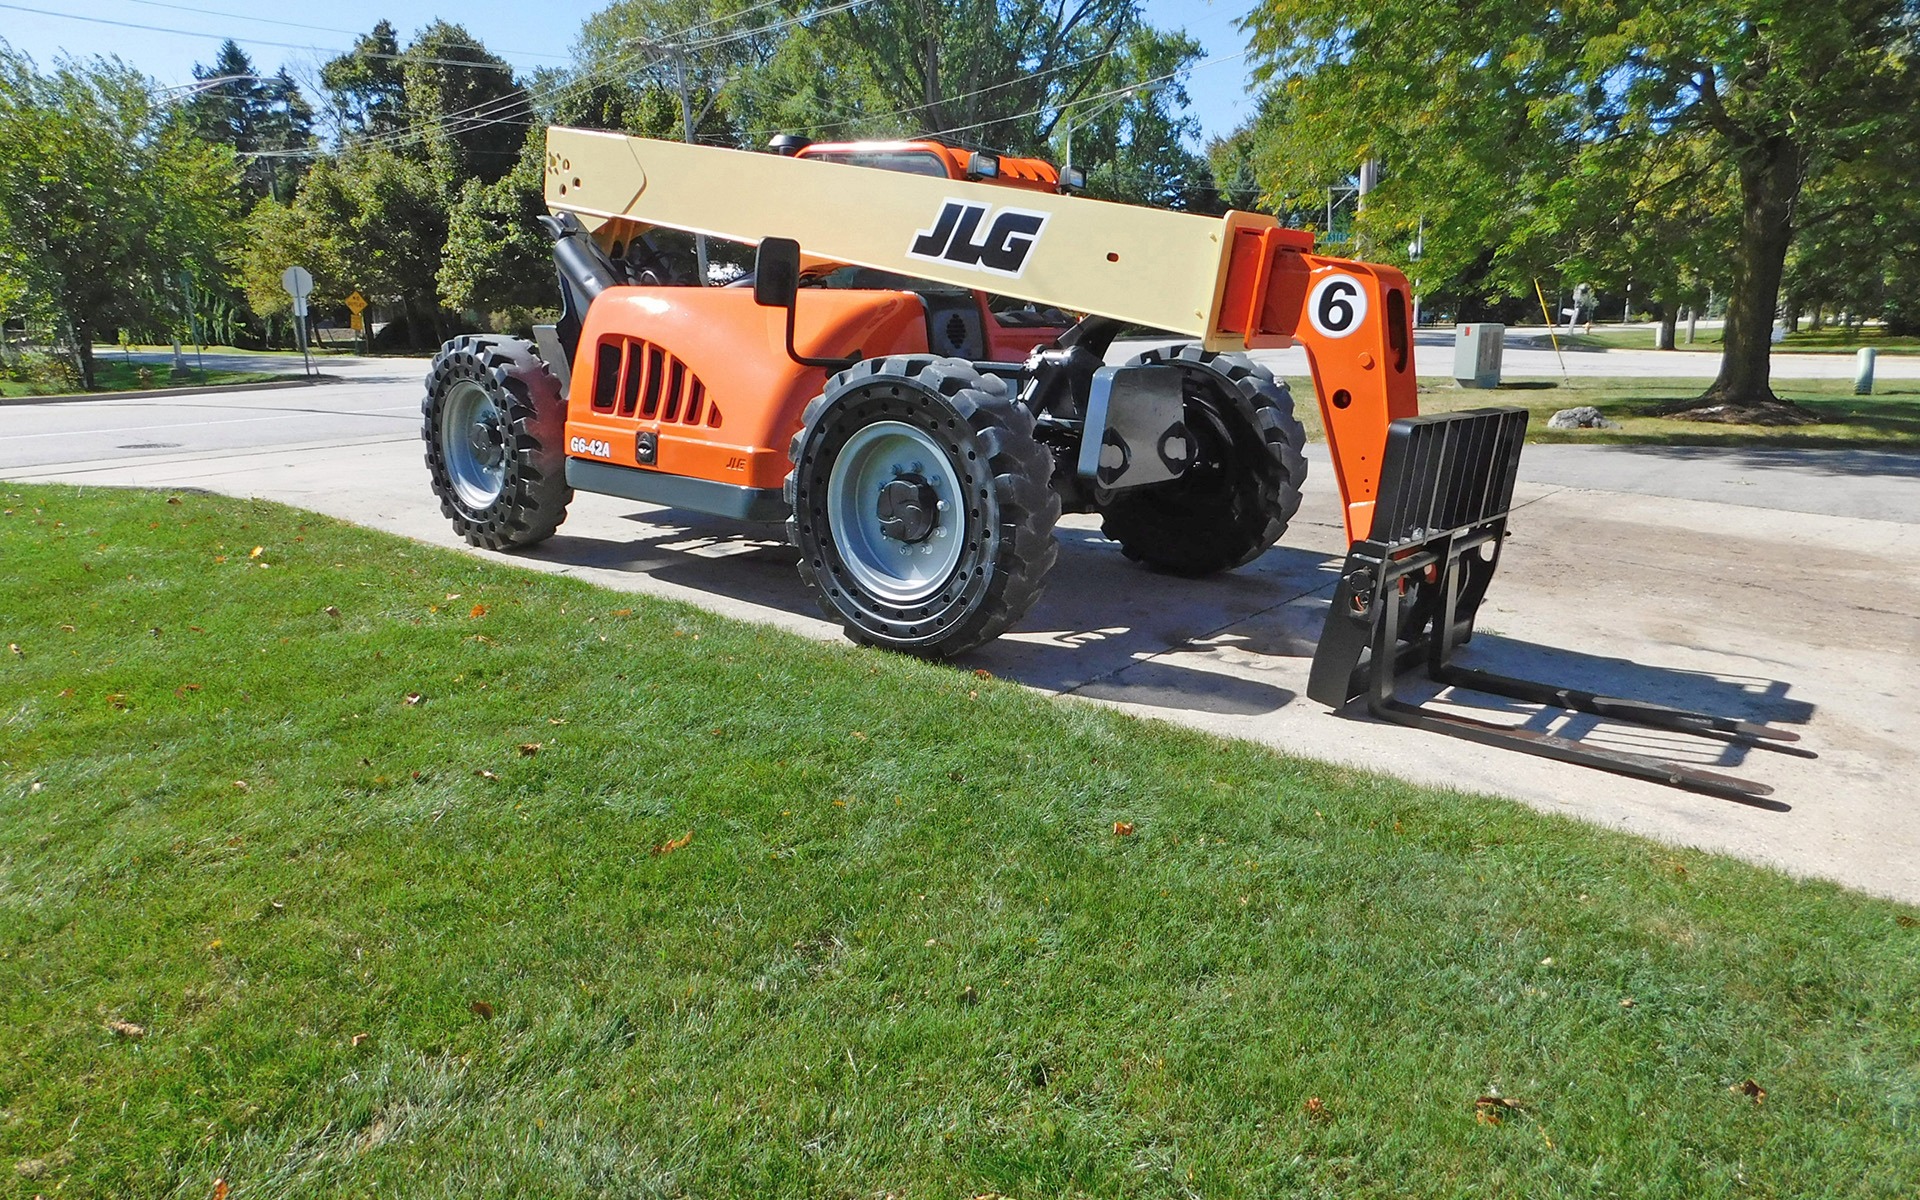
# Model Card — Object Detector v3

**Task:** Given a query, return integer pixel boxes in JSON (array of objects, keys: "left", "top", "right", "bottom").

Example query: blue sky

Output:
[{"left": 0, "top": 0, "right": 1260, "bottom": 142}]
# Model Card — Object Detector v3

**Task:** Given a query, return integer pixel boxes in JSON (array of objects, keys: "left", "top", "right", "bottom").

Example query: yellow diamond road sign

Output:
[{"left": 344, "top": 291, "right": 368, "bottom": 315}]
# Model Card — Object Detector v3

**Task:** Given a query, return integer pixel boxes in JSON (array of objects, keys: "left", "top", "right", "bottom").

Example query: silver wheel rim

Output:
[
  {"left": 442, "top": 378, "right": 508, "bottom": 510},
  {"left": 826, "top": 420, "right": 967, "bottom": 606}
]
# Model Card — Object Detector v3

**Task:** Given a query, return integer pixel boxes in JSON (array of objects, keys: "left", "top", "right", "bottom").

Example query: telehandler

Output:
[{"left": 421, "top": 126, "right": 1801, "bottom": 798}]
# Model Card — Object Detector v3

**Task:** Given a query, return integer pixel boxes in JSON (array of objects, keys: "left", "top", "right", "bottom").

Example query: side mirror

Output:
[
  {"left": 752, "top": 236, "right": 861, "bottom": 372},
  {"left": 966, "top": 151, "right": 1001, "bottom": 180},
  {"left": 753, "top": 237, "right": 801, "bottom": 308}
]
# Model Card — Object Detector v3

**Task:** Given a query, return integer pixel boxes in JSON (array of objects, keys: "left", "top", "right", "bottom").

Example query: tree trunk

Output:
[
  {"left": 1702, "top": 138, "right": 1801, "bottom": 406},
  {"left": 1658, "top": 304, "right": 1679, "bottom": 351},
  {"left": 69, "top": 319, "right": 96, "bottom": 392}
]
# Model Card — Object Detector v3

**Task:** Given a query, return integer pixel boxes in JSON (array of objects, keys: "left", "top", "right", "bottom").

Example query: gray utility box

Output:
[{"left": 1453, "top": 322, "right": 1505, "bottom": 389}]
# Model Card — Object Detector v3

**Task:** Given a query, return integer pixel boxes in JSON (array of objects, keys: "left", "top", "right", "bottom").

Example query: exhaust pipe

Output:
[{"left": 538, "top": 212, "right": 624, "bottom": 373}]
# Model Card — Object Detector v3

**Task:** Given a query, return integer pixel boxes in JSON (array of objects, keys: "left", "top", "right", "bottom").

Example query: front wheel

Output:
[
  {"left": 785, "top": 356, "right": 1061, "bottom": 657},
  {"left": 1096, "top": 345, "right": 1308, "bottom": 576},
  {"left": 421, "top": 335, "right": 572, "bottom": 550}
]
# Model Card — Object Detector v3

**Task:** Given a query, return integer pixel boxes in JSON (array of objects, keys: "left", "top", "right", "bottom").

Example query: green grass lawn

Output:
[
  {"left": 0, "top": 358, "right": 299, "bottom": 400},
  {"left": 1552, "top": 326, "right": 1919, "bottom": 355},
  {"left": 1287, "top": 376, "right": 1920, "bottom": 450},
  {"left": 3, "top": 486, "right": 1916, "bottom": 1198}
]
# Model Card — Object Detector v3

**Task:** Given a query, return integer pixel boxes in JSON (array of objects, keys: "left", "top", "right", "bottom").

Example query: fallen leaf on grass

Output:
[
  {"left": 1733, "top": 1079, "right": 1766, "bottom": 1104},
  {"left": 549, "top": 717, "right": 566, "bottom": 725},
  {"left": 7, "top": 643, "right": 19, "bottom": 657},
  {"left": 1897, "top": 914, "right": 1917, "bottom": 928},
  {"left": 403, "top": 693, "right": 423, "bottom": 706},
  {"left": 1474, "top": 1096, "right": 1521, "bottom": 1125},
  {"left": 211, "top": 1178, "right": 229, "bottom": 1200},
  {"left": 174, "top": 683, "right": 202, "bottom": 698},
  {"left": 610, "top": 608, "right": 633, "bottom": 617},
  {"left": 518, "top": 743, "right": 541, "bottom": 757},
  {"left": 106, "top": 693, "right": 129, "bottom": 710},
  {"left": 973, "top": 668, "right": 992, "bottom": 679},
  {"left": 166, "top": 495, "right": 181, "bottom": 505},
  {"left": 232, "top": 781, "right": 249, "bottom": 792},
  {"left": 1113, "top": 821, "right": 1136, "bottom": 837},
  {"left": 469, "top": 604, "right": 488, "bottom": 619},
  {"left": 652, "top": 830, "right": 693, "bottom": 856},
  {"left": 324, "top": 605, "right": 341, "bottom": 618},
  {"left": 106, "top": 1019, "right": 145, "bottom": 1039},
  {"left": 60, "top": 624, "right": 75, "bottom": 632},
  {"left": 469, "top": 1000, "right": 494, "bottom": 1021},
  {"left": 960, "top": 984, "right": 978, "bottom": 1006},
  {"left": 351, "top": 1032, "right": 369, "bottom": 1047},
  {"left": 477, "top": 770, "right": 499, "bottom": 781},
  {"left": 1303, "top": 1096, "right": 1329, "bottom": 1120},
  {"left": 248, "top": 546, "right": 263, "bottom": 559}
]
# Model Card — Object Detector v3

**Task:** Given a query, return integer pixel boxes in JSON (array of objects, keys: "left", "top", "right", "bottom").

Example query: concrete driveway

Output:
[{"left": 6, "top": 360, "right": 1918, "bottom": 903}]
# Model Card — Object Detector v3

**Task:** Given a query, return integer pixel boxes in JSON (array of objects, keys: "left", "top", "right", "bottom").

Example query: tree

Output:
[
  {"left": 742, "top": 0, "right": 1140, "bottom": 152},
  {"left": 179, "top": 41, "right": 314, "bottom": 202},
  {"left": 242, "top": 144, "right": 449, "bottom": 342},
  {"left": 1244, "top": 0, "right": 1920, "bottom": 417},
  {"left": 0, "top": 51, "right": 239, "bottom": 388},
  {"left": 403, "top": 21, "right": 531, "bottom": 194},
  {"left": 319, "top": 21, "right": 408, "bottom": 140},
  {"left": 259, "top": 24, "right": 531, "bottom": 346},
  {"left": 438, "top": 72, "right": 685, "bottom": 316}
]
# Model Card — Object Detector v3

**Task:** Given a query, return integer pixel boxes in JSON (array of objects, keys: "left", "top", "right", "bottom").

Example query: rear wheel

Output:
[
  {"left": 422, "top": 335, "right": 572, "bottom": 550},
  {"left": 1097, "top": 345, "right": 1308, "bottom": 576},
  {"left": 786, "top": 356, "right": 1060, "bottom": 657}
]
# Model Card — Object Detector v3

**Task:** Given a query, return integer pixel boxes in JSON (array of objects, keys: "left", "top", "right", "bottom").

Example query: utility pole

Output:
[{"left": 668, "top": 49, "right": 710, "bottom": 286}]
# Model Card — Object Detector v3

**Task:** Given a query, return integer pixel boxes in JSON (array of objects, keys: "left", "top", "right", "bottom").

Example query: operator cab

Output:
[{"left": 772, "top": 134, "right": 1081, "bottom": 358}]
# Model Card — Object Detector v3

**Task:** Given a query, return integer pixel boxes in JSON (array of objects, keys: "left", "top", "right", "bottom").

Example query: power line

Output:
[
  {"left": 918, "top": 47, "right": 1248, "bottom": 145},
  {"left": 739, "top": 42, "right": 1123, "bottom": 142},
  {"left": 0, "top": 3, "right": 518, "bottom": 71},
  {"left": 245, "top": 0, "right": 873, "bottom": 161},
  {"left": 114, "top": 0, "right": 571, "bottom": 62}
]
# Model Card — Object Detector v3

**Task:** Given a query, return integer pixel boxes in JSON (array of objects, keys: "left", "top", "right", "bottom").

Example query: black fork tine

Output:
[{"left": 1308, "top": 408, "right": 1808, "bottom": 802}]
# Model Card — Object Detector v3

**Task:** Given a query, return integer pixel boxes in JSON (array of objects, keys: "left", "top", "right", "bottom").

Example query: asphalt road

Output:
[{"left": 6, "top": 361, "right": 1918, "bottom": 903}]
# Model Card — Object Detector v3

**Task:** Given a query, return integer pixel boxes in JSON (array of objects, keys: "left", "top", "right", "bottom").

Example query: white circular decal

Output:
[{"left": 1306, "top": 273, "right": 1369, "bottom": 339}]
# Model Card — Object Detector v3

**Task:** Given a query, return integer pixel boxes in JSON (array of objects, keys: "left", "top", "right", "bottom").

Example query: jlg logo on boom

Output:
[{"left": 907, "top": 199, "right": 1049, "bottom": 278}]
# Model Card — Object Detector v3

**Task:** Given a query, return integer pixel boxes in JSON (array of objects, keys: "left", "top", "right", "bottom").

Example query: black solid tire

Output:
[
  {"left": 785, "top": 355, "right": 1061, "bottom": 657},
  {"left": 422, "top": 334, "right": 573, "bottom": 550},
  {"left": 1097, "top": 345, "right": 1308, "bottom": 576}
]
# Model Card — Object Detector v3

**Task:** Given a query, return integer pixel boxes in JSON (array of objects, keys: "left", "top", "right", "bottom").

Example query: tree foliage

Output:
[
  {"left": 178, "top": 41, "right": 314, "bottom": 203},
  {"left": 1244, "top": 0, "right": 1920, "bottom": 412},
  {"left": 0, "top": 50, "right": 239, "bottom": 387}
]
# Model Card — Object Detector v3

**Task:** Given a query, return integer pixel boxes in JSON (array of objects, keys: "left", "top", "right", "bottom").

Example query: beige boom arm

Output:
[{"left": 543, "top": 125, "right": 1281, "bottom": 353}]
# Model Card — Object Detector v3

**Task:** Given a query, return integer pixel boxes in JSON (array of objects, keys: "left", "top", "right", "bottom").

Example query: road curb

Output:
[{"left": 1, "top": 377, "right": 340, "bottom": 408}]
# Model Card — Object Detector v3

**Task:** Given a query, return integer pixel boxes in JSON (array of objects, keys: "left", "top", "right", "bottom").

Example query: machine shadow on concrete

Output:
[{"left": 519, "top": 503, "right": 1814, "bottom": 779}]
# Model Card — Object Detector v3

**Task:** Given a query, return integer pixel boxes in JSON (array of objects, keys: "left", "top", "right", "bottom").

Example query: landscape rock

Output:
[{"left": 1547, "top": 405, "right": 1622, "bottom": 430}]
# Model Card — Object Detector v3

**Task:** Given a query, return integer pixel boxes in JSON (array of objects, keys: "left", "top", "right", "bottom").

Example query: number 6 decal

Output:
[{"left": 1307, "top": 273, "right": 1369, "bottom": 339}]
